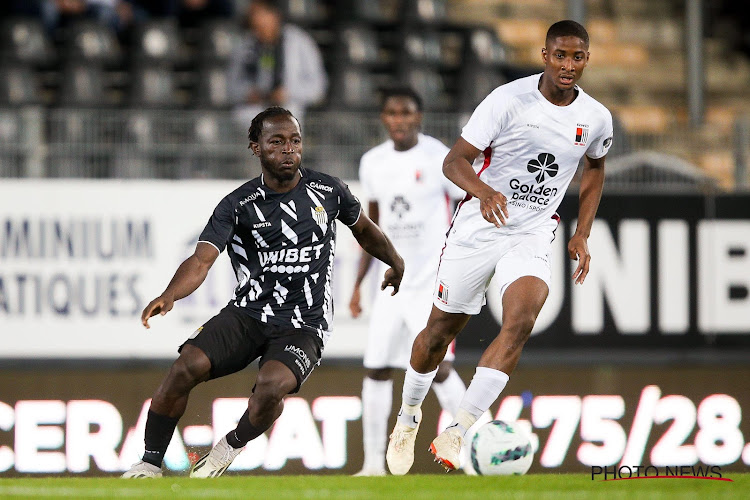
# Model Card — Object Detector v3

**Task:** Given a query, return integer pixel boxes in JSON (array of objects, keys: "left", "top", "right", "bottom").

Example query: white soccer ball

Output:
[{"left": 470, "top": 420, "right": 533, "bottom": 475}]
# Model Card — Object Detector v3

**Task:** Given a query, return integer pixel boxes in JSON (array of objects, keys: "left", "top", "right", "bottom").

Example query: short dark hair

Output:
[
  {"left": 380, "top": 86, "right": 423, "bottom": 112},
  {"left": 248, "top": 106, "right": 298, "bottom": 146},
  {"left": 546, "top": 20, "right": 589, "bottom": 48}
]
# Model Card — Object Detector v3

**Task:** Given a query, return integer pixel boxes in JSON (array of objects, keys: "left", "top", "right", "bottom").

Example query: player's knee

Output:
[
  {"left": 503, "top": 313, "right": 537, "bottom": 345},
  {"left": 168, "top": 355, "right": 210, "bottom": 390},
  {"left": 254, "top": 368, "right": 296, "bottom": 405}
]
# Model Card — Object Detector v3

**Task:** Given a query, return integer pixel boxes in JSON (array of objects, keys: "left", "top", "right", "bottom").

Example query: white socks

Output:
[
  {"left": 450, "top": 367, "right": 509, "bottom": 437},
  {"left": 431, "top": 369, "right": 466, "bottom": 417},
  {"left": 402, "top": 365, "right": 438, "bottom": 406},
  {"left": 396, "top": 365, "right": 438, "bottom": 428},
  {"left": 361, "top": 378, "right": 392, "bottom": 470}
]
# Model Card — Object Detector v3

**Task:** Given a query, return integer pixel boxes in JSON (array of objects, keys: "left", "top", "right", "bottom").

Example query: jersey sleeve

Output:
[
  {"left": 333, "top": 177, "right": 362, "bottom": 226},
  {"left": 461, "top": 89, "right": 507, "bottom": 150},
  {"left": 586, "top": 108, "right": 614, "bottom": 159},
  {"left": 198, "top": 195, "right": 235, "bottom": 253}
]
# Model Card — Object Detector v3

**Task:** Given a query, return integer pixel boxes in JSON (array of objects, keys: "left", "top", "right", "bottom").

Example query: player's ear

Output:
[
  {"left": 541, "top": 47, "right": 548, "bottom": 64},
  {"left": 249, "top": 141, "right": 260, "bottom": 156}
]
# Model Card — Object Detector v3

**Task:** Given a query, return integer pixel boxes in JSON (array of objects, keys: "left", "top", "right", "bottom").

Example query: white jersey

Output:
[
  {"left": 453, "top": 73, "right": 613, "bottom": 245},
  {"left": 360, "top": 133, "right": 464, "bottom": 290}
]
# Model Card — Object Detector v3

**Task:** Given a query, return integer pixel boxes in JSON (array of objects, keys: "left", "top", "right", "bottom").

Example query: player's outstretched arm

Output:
[
  {"left": 444, "top": 137, "right": 509, "bottom": 227},
  {"left": 349, "top": 210, "right": 404, "bottom": 296},
  {"left": 141, "top": 242, "right": 220, "bottom": 328},
  {"left": 569, "top": 155, "right": 606, "bottom": 285},
  {"left": 349, "top": 201, "right": 379, "bottom": 317}
]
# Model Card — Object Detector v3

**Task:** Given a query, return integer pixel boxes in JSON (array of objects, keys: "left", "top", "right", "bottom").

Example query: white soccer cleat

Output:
[
  {"left": 190, "top": 436, "right": 244, "bottom": 478},
  {"left": 386, "top": 408, "right": 422, "bottom": 475},
  {"left": 121, "top": 460, "right": 163, "bottom": 478},
  {"left": 429, "top": 427, "right": 463, "bottom": 472},
  {"left": 353, "top": 467, "right": 387, "bottom": 477}
]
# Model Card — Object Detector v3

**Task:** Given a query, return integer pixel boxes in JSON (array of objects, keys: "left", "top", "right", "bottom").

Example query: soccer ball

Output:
[{"left": 470, "top": 420, "right": 533, "bottom": 475}]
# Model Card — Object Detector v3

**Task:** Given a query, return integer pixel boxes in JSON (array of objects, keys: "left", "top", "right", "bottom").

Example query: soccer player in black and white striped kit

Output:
[{"left": 122, "top": 107, "right": 404, "bottom": 478}]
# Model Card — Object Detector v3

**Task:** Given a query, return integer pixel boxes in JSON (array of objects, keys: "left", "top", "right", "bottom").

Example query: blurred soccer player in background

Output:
[
  {"left": 349, "top": 87, "right": 467, "bottom": 476},
  {"left": 386, "top": 20, "right": 614, "bottom": 474},
  {"left": 122, "top": 107, "right": 403, "bottom": 478}
]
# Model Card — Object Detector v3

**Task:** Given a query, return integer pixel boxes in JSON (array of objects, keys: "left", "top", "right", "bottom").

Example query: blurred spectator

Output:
[
  {"left": 41, "top": 0, "right": 120, "bottom": 35},
  {"left": 227, "top": 0, "right": 327, "bottom": 128},
  {"left": 177, "top": 0, "right": 234, "bottom": 30}
]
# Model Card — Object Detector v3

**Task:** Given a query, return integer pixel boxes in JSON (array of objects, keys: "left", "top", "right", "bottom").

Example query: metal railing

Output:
[{"left": 0, "top": 106, "right": 747, "bottom": 191}]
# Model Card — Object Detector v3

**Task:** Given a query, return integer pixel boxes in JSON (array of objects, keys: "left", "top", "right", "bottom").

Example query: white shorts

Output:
[
  {"left": 434, "top": 220, "right": 557, "bottom": 315},
  {"left": 363, "top": 288, "right": 456, "bottom": 370}
]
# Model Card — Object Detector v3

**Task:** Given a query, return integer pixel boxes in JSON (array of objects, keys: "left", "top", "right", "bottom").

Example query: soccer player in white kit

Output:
[
  {"left": 386, "top": 20, "right": 614, "bottom": 474},
  {"left": 349, "top": 87, "right": 467, "bottom": 476}
]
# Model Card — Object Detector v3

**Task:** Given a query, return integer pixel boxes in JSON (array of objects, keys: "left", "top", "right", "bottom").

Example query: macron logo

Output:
[{"left": 309, "top": 182, "right": 333, "bottom": 193}]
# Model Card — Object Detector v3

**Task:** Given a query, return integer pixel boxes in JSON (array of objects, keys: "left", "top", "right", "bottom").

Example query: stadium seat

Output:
[
  {"left": 129, "top": 66, "right": 180, "bottom": 108},
  {"left": 198, "top": 20, "right": 240, "bottom": 64},
  {"left": 330, "top": 67, "right": 380, "bottom": 110},
  {"left": 0, "top": 65, "right": 41, "bottom": 105},
  {"left": 64, "top": 21, "right": 122, "bottom": 68},
  {"left": 132, "top": 20, "right": 185, "bottom": 65},
  {"left": 403, "top": 0, "right": 449, "bottom": 24},
  {"left": 401, "top": 30, "right": 443, "bottom": 66},
  {"left": 457, "top": 66, "right": 507, "bottom": 111},
  {"left": 348, "top": 0, "right": 401, "bottom": 24},
  {"left": 0, "top": 107, "right": 22, "bottom": 177},
  {"left": 283, "top": 0, "right": 328, "bottom": 25},
  {"left": 0, "top": 17, "right": 55, "bottom": 67},
  {"left": 465, "top": 27, "right": 509, "bottom": 66},
  {"left": 337, "top": 25, "right": 382, "bottom": 66},
  {"left": 58, "top": 63, "right": 109, "bottom": 107},
  {"left": 194, "top": 64, "right": 231, "bottom": 109},
  {"left": 401, "top": 66, "right": 451, "bottom": 110}
]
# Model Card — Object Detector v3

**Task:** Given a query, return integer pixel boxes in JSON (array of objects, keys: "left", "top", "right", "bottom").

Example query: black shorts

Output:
[{"left": 179, "top": 306, "right": 324, "bottom": 393}]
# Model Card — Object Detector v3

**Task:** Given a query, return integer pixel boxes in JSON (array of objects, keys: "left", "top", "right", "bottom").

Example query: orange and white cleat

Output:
[{"left": 429, "top": 427, "right": 463, "bottom": 472}]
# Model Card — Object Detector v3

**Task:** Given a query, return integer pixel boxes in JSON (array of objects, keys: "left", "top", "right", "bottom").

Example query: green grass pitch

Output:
[{"left": 0, "top": 474, "right": 747, "bottom": 499}]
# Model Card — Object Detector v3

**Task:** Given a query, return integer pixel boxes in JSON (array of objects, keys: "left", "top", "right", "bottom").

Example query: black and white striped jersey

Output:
[{"left": 198, "top": 168, "right": 361, "bottom": 343}]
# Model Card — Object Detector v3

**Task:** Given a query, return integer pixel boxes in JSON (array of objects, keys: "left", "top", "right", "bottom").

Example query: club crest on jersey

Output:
[
  {"left": 574, "top": 123, "right": 589, "bottom": 146},
  {"left": 313, "top": 206, "right": 328, "bottom": 225},
  {"left": 437, "top": 281, "right": 449, "bottom": 304}
]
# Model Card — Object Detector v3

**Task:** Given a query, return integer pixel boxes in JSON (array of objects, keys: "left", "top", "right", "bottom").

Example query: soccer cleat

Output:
[
  {"left": 429, "top": 427, "right": 463, "bottom": 472},
  {"left": 190, "top": 436, "right": 244, "bottom": 478},
  {"left": 386, "top": 408, "right": 422, "bottom": 475},
  {"left": 353, "top": 467, "right": 387, "bottom": 476},
  {"left": 121, "top": 460, "right": 162, "bottom": 478}
]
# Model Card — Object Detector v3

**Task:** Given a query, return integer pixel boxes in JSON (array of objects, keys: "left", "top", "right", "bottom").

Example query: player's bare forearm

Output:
[
  {"left": 574, "top": 155, "right": 606, "bottom": 238},
  {"left": 444, "top": 137, "right": 509, "bottom": 226},
  {"left": 353, "top": 201, "right": 379, "bottom": 287},
  {"left": 568, "top": 155, "right": 605, "bottom": 285},
  {"left": 142, "top": 242, "right": 219, "bottom": 327}
]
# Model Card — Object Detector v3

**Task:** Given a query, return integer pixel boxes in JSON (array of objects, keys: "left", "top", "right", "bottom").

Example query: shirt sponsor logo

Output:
[
  {"left": 309, "top": 182, "right": 333, "bottom": 193},
  {"left": 239, "top": 192, "right": 260, "bottom": 205},
  {"left": 509, "top": 178, "right": 558, "bottom": 206},
  {"left": 574, "top": 123, "right": 589, "bottom": 146},
  {"left": 258, "top": 244, "right": 325, "bottom": 266},
  {"left": 253, "top": 221, "right": 271, "bottom": 229},
  {"left": 285, "top": 344, "right": 311, "bottom": 369}
]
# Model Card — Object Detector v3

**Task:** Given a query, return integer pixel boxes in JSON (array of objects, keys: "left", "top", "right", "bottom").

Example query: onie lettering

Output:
[{"left": 285, "top": 344, "right": 311, "bottom": 368}]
